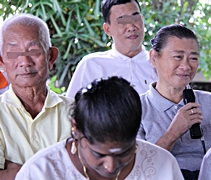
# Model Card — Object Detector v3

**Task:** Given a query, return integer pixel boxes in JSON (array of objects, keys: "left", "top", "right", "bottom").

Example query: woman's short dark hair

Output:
[
  {"left": 151, "top": 24, "right": 199, "bottom": 52},
  {"left": 72, "top": 76, "right": 141, "bottom": 144},
  {"left": 101, "top": 0, "right": 141, "bottom": 24}
]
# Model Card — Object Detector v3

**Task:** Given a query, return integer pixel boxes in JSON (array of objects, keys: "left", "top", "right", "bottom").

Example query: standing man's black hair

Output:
[{"left": 101, "top": 0, "right": 141, "bottom": 24}]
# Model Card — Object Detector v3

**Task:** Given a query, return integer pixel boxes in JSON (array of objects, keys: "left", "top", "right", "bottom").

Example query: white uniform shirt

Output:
[
  {"left": 198, "top": 147, "right": 211, "bottom": 180},
  {"left": 15, "top": 139, "right": 184, "bottom": 180},
  {"left": 66, "top": 45, "right": 157, "bottom": 98}
]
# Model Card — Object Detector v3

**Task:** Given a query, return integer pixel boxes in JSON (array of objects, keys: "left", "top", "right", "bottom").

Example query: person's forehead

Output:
[
  {"left": 90, "top": 140, "right": 135, "bottom": 153},
  {"left": 6, "top": 22, "right": 32, "bottom": 28},
  {"left": 3, "top": 25, "right": 40, "bottom": 44},
  {"left": 110, "top": 1, "right": 140, "bottom": 17},
  {"left": 166, "top": 36, "right": 198, "bottom": 46},
  {"left": 4, "top": 24, "right": 39, "bottom": 36},
  {"left": 164, "top": 37, "right": 199, "bottom": 53}
]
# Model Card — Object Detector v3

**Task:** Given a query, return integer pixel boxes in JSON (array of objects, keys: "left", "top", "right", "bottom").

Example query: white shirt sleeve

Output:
[{"left": 198, "top": 148, "right": 211, "bottom": 180}]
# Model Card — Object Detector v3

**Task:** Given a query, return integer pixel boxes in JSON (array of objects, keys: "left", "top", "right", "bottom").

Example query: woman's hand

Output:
[{"left": 156, "top": 102, "right": 202, "bottom": 151}]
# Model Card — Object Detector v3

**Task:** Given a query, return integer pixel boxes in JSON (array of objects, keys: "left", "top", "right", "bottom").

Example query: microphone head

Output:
[{"left": 183, "top": 89, "right": 195, "bottom": 103}]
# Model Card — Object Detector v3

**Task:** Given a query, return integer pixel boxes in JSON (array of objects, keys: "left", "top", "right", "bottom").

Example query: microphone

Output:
[{"left": 183, "top": 89, "right": 203, "bottom": 139}]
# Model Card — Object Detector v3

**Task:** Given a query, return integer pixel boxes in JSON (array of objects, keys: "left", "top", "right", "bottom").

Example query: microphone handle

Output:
[
  {"left": 190, "top": 123, "right": 202, "bottom": 139},
  {"left": 183, "top": 89, "right": 203, "bottom": 139}
]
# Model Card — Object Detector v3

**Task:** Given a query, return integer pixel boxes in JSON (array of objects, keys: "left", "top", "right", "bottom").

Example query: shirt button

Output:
[{"left": 174, "top": 106, "right": 177, "bottom": 109}]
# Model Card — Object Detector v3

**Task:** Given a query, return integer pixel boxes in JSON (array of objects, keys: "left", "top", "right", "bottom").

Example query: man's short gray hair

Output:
[{"left": 0, "top": 13, "right": 51, "bottom": 55}]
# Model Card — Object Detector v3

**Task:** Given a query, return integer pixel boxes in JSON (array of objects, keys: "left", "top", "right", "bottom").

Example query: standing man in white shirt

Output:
[{"left": 66, "top": 0, "right": 157, "bottom": 98}]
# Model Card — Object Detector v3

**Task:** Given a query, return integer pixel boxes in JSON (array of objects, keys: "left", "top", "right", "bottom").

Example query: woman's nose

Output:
[
  {"left": 103, "top": 156, "right": 119, "bottom": 173},
  {"left": 179, "top": 59, "right": 191, "bottom": 70}
]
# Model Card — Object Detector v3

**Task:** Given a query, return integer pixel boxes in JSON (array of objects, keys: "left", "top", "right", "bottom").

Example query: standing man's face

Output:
[{"left": 103, "top": 1, "right": 144, "bottom": 58}]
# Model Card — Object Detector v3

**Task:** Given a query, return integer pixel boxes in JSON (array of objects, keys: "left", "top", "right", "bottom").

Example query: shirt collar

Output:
[
  {"left": 110, "top": 44, "right": 149, "bottom": 62},
  {"left": 147, "top": 82, "right": 184, "bottom": 112},
  {"left": 1, "top": 85, "right": 63, "bottom": 109}
]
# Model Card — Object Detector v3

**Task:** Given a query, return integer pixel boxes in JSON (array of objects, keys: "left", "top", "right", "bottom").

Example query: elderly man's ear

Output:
[{"left": 48, "top": 46, "right": 59, "bottom": 70}]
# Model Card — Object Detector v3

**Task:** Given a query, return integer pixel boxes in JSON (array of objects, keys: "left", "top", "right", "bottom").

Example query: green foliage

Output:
[
  {"left": 1, "top": 0, "right": 211, "bottom": 92},
  {"left": 48, "top": 75, "right": 66, "bottom": 94},
  {"left": 141, "top": 0, "right": 195, "bottom": 49}
]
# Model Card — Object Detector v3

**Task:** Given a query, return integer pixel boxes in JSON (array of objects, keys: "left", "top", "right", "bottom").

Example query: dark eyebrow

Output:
[
  {"left": 171, "top": 50, "right": 185, "bottom": 53},
  {"left": 190, "top": 52, "right": 199, "bottom": 55},
  {"left": 171, "top": 50, "right": 199, "bottom": 55},
  {"left": 118, "top": 12, "right": 140, "bottom": 19}
]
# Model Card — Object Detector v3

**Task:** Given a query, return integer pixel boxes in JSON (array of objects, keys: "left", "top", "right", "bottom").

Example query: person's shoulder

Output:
[
  {"left": 19, "top": 139, "right": 67, "bottom": 168},
  {"left": 136, "top": 139, "right": 175, "bottom": 159},
  {"left": 139, "top": 83, "right": 154, "bottom": 99},
  {"left": 134, "top": 139, "right": 184, "bottom": 180},
  {"left": 49, "top": 90, "right": 74, "bottom": 102},
  {"left": 58, "top": 94, "right": 74, "bottom": 102},
  {"left": 36, "top": 139, "right": 67, "bottom": 155},
  {"left": 194, "top": 89, "right": 211, "bottom": 95},
  {"left": 194, "top": 89, "right": 211, "bottom": 101},
  {"left": 80, "top": 50, "right": 112, "bottom": 63},
  {"left": 203, "top": 147, "right": 211, "bottom": 160},
  {"left": 0, "top": 86, "right": 17, "bottom": 105},
  {"left": 139, "top": 91, "right": 149, "bottom": 98},
  {"left": 139, "top": 92, "right": 149, "bottom": 105},
  {"left": 73, "top": 50, "right": 113, "bottom": 73},
  {"left": 15, "top": 139, "right": 70, "bottom": 179},
  {"left": 84, "top": 50, "right": 111, "bottom": 58}
]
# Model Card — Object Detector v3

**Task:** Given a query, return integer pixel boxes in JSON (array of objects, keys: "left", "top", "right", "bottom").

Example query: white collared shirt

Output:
[{"left": 66, "top": 44, "right": 157, "bottom": 98}]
